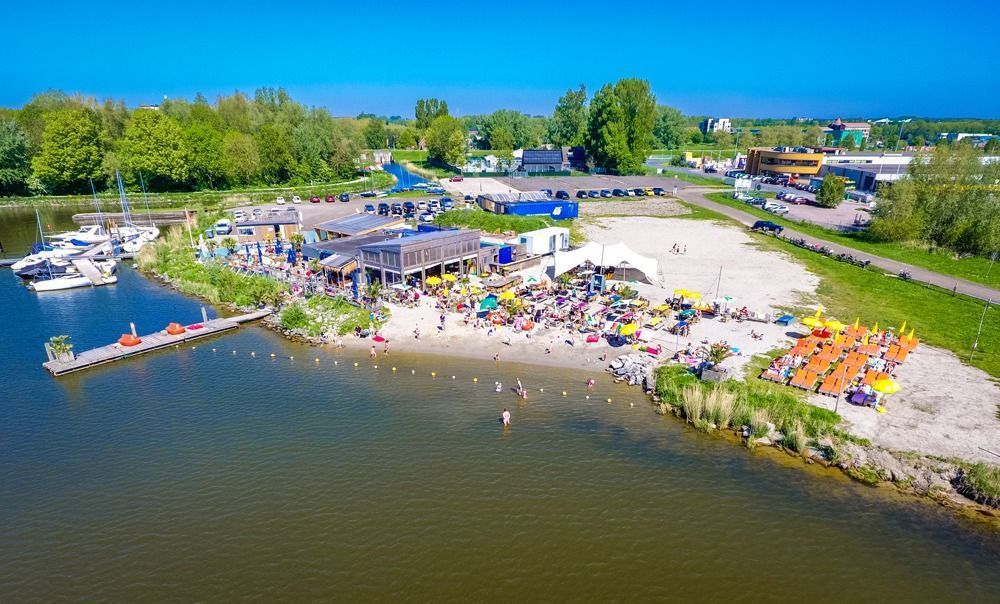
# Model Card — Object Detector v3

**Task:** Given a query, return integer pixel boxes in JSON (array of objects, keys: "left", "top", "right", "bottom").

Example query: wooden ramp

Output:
[
  {"left": 71, "top": 259, "right": 105, "bottom": 285},
  {"left": 42, "top": 309, "right": 271, "bottom": 376}
]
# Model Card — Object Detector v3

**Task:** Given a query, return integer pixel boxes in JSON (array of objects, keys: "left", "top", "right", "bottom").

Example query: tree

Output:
[
  {"left": 0, "top": 119, "right": 31, "bottom": 195},
  {"left": 329, "top": 138, "right": 359, "bottom": 180},
  {"left": 119, "top": 110, "right": 188, "bottom": 190},
  {"left": 652, "top": 105, "right": 685, "bottom": 148},
  {"left": 483, "top": 110, "right": 532, "bottom": 150},
  {"left": 31, "top": 109, "right": 104, "bottom": 193},
  {"left": 254, "top": 124, "right": 295, "bottom": 184},
  {"left": 221, "top": 132, "right": 260, "bottom": 186},
  {"left": 397, "top": 126, "right": 419, "bottom": 149},
  {"left": 815, "top": 173, "right": 846, "bottom": 208},
  {"left": 216, "top": 92, "right": 253, "bottom": 133},
  {"left": 183, "top": 123, "right": 225, "bottom": 189},
  {"left": 587, "top": 79, "right": 656, "bottom": 174},
  {"left": 839, "top": 135, "right": 857, "bottom": 151},
  {"left": 985, "top": 138, "right": 1000, "bottom": 154},
  {"left": 549, "top": 85, "right": 588, "bottom": 147},
  {"left": 803, "top": 125, "right": 825, "bottom": 146},
  {"left": 488, "top": 125, "right": 515, "bottom": 152},
  {"left": 415, "top": 98, "right": 449, "bottom": 130},
  {"left": 426, "top": 115, "right": 466, "bottom": 165},
  {"left": 363, "top": 119, "right": 387, "bottom": 149}
]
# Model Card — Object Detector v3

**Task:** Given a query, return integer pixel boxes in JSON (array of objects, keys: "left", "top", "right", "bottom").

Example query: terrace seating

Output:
[{"left": 845, "top": 325, "right": 868, "bottom": 339}]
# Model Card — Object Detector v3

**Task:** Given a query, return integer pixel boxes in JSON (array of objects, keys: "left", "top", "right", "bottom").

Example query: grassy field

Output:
[
  {"left": 673, "top": 198, "right": 1000, "bottom": 379},
  {"left": 650, "top": 145, "right": 739, "bottom": 159},
  {"left": 652, "top": 169, "right": 729, "bottom": 187},
  {"left": 0, "top": 172, "right": 395, "bottom": 210},
  {"left": 703, "top": 192, "right": 1000, "bottom": 290}
]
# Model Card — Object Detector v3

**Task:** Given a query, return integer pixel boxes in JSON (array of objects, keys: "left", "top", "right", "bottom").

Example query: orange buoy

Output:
[
  {"left": 166, "top": 322, "right": 186, "bottom": 335},
  {"left": 118, "top": 334, "right": 142, "bottom": 347}
]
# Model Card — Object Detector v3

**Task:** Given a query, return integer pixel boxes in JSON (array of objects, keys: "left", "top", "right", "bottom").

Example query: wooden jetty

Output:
[
  {"left": 42, "top": 308, "right": 271, "bottom": 376},
  {"left": 72, "top": 209, "right": 197, "bottom": 226}
]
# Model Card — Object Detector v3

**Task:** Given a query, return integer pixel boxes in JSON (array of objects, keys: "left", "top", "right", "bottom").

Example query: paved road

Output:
[{"left": 676, "top": 186, "right": 1000, "bottom": 303}]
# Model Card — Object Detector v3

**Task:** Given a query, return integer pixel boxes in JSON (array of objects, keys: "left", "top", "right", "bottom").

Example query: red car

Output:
[
  {"left": 449, "top": 175, "right": 464, "bottom": 182},
  {"left": 325, "top": 195, "right": 335, "bottom": 203},
  {"left": 310, "top": 195, "right": 321, "bottom": 203}
]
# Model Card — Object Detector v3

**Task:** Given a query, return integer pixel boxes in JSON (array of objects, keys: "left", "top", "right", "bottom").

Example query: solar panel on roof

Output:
[{"left": 522, "top": 149, "right": 563, "bottom": 164}]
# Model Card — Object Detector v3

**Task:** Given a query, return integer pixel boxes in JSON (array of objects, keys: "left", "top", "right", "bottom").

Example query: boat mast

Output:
[{"left": 138, "top": 172, "right": 154, "bottom": 227}]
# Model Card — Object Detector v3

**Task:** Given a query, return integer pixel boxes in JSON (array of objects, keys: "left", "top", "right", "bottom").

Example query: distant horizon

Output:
[{"left": 4, "top": 0, "right": 998, "bottom": 119}]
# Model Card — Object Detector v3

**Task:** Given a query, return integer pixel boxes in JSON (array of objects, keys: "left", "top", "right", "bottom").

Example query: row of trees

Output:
[
  {"left": 0, "top": 89, "right": 371, "bottom": 195},
  {"left": 868, "top": 144, "right": 1000, "bottom": 256}
]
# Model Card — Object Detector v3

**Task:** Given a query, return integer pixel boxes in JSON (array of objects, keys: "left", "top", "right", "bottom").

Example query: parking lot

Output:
[{"left": 442, "top": 174, "right": 693, "bottom": 199}]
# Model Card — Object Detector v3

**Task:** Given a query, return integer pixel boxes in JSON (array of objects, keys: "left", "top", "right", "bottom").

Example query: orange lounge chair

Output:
[
  {"left": 805, "top": 357, "right": 831, "bottom": 374},
  {"left": 818, "top": 373, "right": 846, "bottom": 395},
  {"left": 760, "top": 368, "right": 786, "bottom": 383},
  {"left": 861, "top": 371, "right": 890, "bottom": 386},
  {"left": 857, "top": 344, "right": 881, "bottom": 357}
]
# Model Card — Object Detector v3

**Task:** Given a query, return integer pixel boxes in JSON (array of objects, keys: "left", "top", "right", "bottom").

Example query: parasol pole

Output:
[{"left": 970, "top": 298, "right": 991, "bottom": 361}]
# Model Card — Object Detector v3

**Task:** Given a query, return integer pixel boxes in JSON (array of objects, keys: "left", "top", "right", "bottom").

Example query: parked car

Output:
[
  {"left": 747, "top": 197, "right": 767, "bottom": 206},
  {"left": 364, "top": 204, "right": 375, "bottom": 214},
  {"left": 555, "top": 190, "right": 570, "bottom": 200},
  {"left": 428, "top": 200, "right": 441, "bottom": 211},
  {"left": 416, "top": 200, "right": 428, "bottom": 211},
  {"left": 276, "top": 196, "right": 286, "bottom": 205},
  {"left": 322, "top": 194, "right": 333, "bottom": 203},
  {"left": 310, "top": 195, "right": 321, "bottom": 203},
  {"left": 463, "top": 194, "right": 474, "bottom": 202},
  {"left": 391, "top": 203, "right": 403, "bottom": 215},
  {"left": 360, "top": 191, "right": 376, "bottom": 198},
  {"left": 587, "top": 190, "right": 600, "bottom": 198},
  {"left": 576, "top": 190, "right": 589, "bottom": 199},
  {"left": 763, "top": 202, "right": 789, "bottom": 214},
  {"left": 403, "top": 201, "right": 415, "bottom": 213},
  {"left": 752, "top": 220, "right": 784, "bottom": 234},
  {"left": 442, "top": 199, "right": 455, "bottom": 210},
  {"left": 597, "top": 189, "right": 610, "bottom": 198},
  {"left": 652, "top": 187, "right": 665, "bottom": 196},
  {"left": 632, "top": 188, "right": 646, "bottom": 196},
  {"left": 735, "top": 192, "right": 752, "bottom": 201},
  {"left": 540, "top": 189, "right": 553, "bottom": 197},
  {"left": 292, "top": 195, "right": 302, "bottom": 204},
  {"left": 612, "top": 188, "right": 626, "bottom": 197},
  {"left": 450, "top": 175, "right": 464, "bottom": 182},
  {"left": 793, "top": 196, "right": 809, "bottom": 205},
  {"left": 419, "top": 212, "right": 435, "bottom": 223},
  {"left": 377, "top": 203, "right": 390, "bottom": 216}
]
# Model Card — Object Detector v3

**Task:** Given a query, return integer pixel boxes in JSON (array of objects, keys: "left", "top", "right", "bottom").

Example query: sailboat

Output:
[
  {"left": 110, "top": 171, "right": 159, "bottom": 253},
  {"left": 24, "top": 208, "right": 118, "bottom": 292}
]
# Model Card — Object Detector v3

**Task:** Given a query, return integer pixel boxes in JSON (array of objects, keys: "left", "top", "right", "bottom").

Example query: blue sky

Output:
[{"left": 3, "top": 0, "right": 997, "bottom": 118}]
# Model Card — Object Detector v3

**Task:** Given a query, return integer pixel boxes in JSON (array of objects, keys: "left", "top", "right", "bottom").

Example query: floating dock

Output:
[
  {"left": 72, "top": 209, "right": 197, "bottom": 226},
  {"left": 42, "top": 309, "right": 271, "bottom": 376}
]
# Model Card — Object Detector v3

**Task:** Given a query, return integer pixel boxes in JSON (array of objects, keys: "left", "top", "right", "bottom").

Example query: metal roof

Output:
[
  {"left": 522, "top": 149, "right": 565, "bottom": 164},
  {"left": 480, "top": 191, "right": 551, "bottom": 203},
  {"left": 238, "top": 212, "right": 300, "bottom": 226},
  {"left": 319, "top": 253, "right": 356, "bottom": 268},
  {"left": 359, "top": 228, "right": 479, "bottom": 252},
  {"left": 313, "top": 213, "right": 403, "bottom": 235}
]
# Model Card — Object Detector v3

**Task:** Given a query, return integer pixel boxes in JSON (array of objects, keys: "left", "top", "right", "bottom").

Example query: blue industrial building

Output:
[{"left": 477, "top": 192, "right": 579, "bottom": 220}]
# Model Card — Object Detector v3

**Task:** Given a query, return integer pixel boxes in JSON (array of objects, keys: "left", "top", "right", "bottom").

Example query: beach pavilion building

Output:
[{"left": 358, "top": 229, "right": 483, "bottom": 285}]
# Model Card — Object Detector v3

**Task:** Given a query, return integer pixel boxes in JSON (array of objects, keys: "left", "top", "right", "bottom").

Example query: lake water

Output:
[
  {"left": 382, "top": 161, "right": 429, "bottom": 189},
  {"left": 2, "top": 209, "right": 999, "bottom": 601}
]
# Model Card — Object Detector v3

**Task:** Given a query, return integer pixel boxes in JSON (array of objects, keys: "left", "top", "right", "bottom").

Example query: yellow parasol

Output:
[
  {"left": 619, "top": 323, "right": 639, "bottom": 336},
  {"left": 824, "top": 319, "right": 846, "bottom": 332},
  {"left": 907, "top": 328, "right": 915, "bottom": 340},
  {"left": 442, "top": 274, "right": 457, "bottom": 282},
  {"left": 442, "top": 287, "right": 450, "bottom": 296},
  {"left": 898, "top": 320, "right": 907, "bottom": 334},
  {"left": 654, "top": 304, "right": 669, "bottom": 312},
  {"left": 872, "top": 378, "right": 900, "bottom": 394},
  {"left": 426, "top": 276, "right": 442, "bottom": 286},
  {"left": 498, "top": 290, "right": 515, "bottom": 301},
  {"left": 861, "top": 333, "right": 870, "bottom": 345},
  {"left": 802, "top": 317, "right": 825, "bottom": 329},
  {"left": 852, "top": 317, "right": 860, "bottom": 330},
  {"left": 872, "top": 322, "right": 879, "bottom": 334}
]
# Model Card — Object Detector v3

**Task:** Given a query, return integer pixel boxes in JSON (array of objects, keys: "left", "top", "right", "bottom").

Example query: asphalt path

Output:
[{"left": 675, "top": 186, "right": 1000, "bottom": 302}]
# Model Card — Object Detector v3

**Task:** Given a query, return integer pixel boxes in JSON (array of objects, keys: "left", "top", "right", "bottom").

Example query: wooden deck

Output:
[{"left": 42, "top": 309, "right": 271, "bottom": 376}]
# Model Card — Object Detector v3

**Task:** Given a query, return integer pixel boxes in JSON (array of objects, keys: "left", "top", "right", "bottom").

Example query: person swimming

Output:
[
  {"left": 501, "top": 408, "right": 511, "bottom": 426},
  {"left": 586, "top": 378, "right": 595, "bottom": 387},
  {"left": 495, "top": 381, "right": 502, "bottom": 393}
]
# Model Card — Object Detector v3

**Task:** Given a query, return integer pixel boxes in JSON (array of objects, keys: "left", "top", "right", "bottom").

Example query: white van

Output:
[{"left": 215, "top": 219, "right": 233, "bottom": 235}]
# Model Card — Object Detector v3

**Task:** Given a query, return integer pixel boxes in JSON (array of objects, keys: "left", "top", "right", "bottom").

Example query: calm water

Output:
[{"left": 2, "top": 211, "right": 999, "bottom": 602}]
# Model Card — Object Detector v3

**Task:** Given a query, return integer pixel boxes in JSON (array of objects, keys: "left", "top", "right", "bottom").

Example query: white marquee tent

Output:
[{"left": 552, "top": 242, "right": 660, "bottom": 284}]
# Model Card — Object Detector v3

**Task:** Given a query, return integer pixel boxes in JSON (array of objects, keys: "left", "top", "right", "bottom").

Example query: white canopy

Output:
[{"left": 552, "top": 242, "right": 660, "bottom": 283}]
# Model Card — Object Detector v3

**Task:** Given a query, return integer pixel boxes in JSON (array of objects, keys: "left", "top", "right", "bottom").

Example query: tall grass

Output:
[{"left": 956, "top": 463, "right": 1000, "bottom": 508}]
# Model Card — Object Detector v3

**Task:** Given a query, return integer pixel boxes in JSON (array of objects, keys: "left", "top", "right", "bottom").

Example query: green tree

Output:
[
  {"left": 415, "top": 98, "right": 449, "bottom": 130},
  {"left": 839, "top": 135, "right": 857, "bottom": 151},
  {"left": 330, "top": 138, "right": 359, "bottom": 180},
  {"left": 183, "top": 123, "right": 225, "bottom": 189},
  {"left": 31, "top": 109, "right": 104, "bottom": 193},
  {"left": 587, "top": 79, "right": 656, "bottom": 174},
  {"left": 984, "top": 138, "right": 1000, "bottom": 154},
  {"left": 426, "top": 115, "right": 466, "bottom": 165},
  {"left": 549, "top": 85, "right": 588, "bottom": 147},
  {"left": 488, "top": 125, "right": 515, "bottom": 152},
  {"left": 120, "top": 110, "right": 188, "bottom": 190},
  {"left": 0, "top": 119, "right": 31, "bottom": 196},
  {"left": 652, "top": 105, "right": 685, "bottom": 148},
  {"left": 484, "top": 110, "right": 532, "bottom": 150},
  {"left": 254, "top": 124, "right": 295, "bottom": 184},
  {"left": 815, "top": 173, "right": 846, "bottom": 208},
  {"left": 221, "top": 132, "right": 260, "bottom": 186},
  {"left": 363, "top": 119, "right": 387, "bottom": 149},
  {"left": 397, "top": 127, "right": 419, "bottom": 149},
  {"left": 216, "top": 92, "right": 253, "bottom": 133}
]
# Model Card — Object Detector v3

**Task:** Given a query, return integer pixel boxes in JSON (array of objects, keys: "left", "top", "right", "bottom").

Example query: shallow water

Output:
[{"left": 1, "top": 212, "right": 999, "bottom": 602}]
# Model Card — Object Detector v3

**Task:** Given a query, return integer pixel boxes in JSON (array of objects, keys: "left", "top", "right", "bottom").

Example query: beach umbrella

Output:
[
  {"left": 244, "top": 243, "right": 251, "bottom": 257},
  {"left": 479, "top": 297, "right": 498, "bottom": 311},
  {"left": 442, "top": 273, "right": 457, "bottom": 282},
  {"left": 898, "top": 320, "right": 907, "bottom": 334},
  {"left": 426, "top": 276, "right": 442, "bottom": 286},
  {"left": 812, "top": 305, "right": 825, "bottom": 317},
  {"left": 287, "top": 246, "right": 297, "bottom": 264},
  {"left": 498, "top": 290, "right": 515, "bottom": 301},
  {"left": 852, "top": 317, "right": 860, "bottom": 330},
  {"left": 872, "top": 322, "right": 879, "bottom": 333},
  {"left": 802, "top": 317, "right": 824, "bottom": 329},
  {"left": 824, "top": 319, "right": 846, "bottom": 332},
  {"left": 907, "top": 328, "right": 916, "bottom": 340},
  {"left": 527, "top": 276, "right": 538, "bottom": 283},
  {"left": 872, "top": 378, "right": 900, "bottom": 394},
  {"left": 274, "top": 239, "right": 283, "bottom": 254},
  {"left": 654, "top": 304, "right": 669, "bottom": 312},
  {"left": 619, "top": 323, "right": 639, "bottom": 336},
  {"left": 256, "top": 241, "right": 263, "bottom": 264}
]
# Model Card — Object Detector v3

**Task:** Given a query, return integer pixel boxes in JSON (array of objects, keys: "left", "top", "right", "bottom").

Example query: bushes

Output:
[
  {"left": 955, "top": 463, "right": 1000, "bottom": 508},
  {"left": 278, "top": 296, "right": 387, "bottom": 337},
  {"left": 434, "top": 208, "right": 557, "bottom": 234}
]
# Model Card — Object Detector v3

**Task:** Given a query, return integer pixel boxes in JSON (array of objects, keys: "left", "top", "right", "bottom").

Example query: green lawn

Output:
[
  {"left": 703, "top": 192, "right": 1000, "bottom": 290},
  {"left": 650, "top": 145, "right": 739, "bottom": 159},
  {"left": 652, "top": 169, "right": 729, "bottom": 187},
  {"left": 673, "top": 198, "right": 1000, "bottom": 379}
]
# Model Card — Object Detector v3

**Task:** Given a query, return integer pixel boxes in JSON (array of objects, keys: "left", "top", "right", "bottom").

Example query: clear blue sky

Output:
[{"left": 3, "top": 0, "right": 997, "bottom": 118}]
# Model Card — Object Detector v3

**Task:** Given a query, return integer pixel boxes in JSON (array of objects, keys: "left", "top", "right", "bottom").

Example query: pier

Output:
[
  {"left": 72, "top": 209, "right": 197, "bottom": 226},
  {"left": 42, "top": 309, "right": 271, "bottom": 376}
]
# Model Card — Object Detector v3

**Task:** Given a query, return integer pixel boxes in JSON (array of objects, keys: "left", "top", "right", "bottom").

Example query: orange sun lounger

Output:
[
  {"left": 818, "top": 373, "right": 847, "bottom": 396},
  {"left": 790, "top": 369, "right": 819, "bottom": 390},
  {"left": 861, "top": 370, "right": 890, "bottom": 386}
]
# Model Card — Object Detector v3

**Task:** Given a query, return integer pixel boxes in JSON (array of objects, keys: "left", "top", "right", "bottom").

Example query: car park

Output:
[
  {"left": 310, "top": 195, "right": 321, "bottom": 203},
  {"left": 276, "top": 196, "right": 286, "bottom": 205},
  {"left": 576, "top": 190, "right": 588, "bottom": 199},
  {"left": 292, "top": 195, "right": 302, "bottom": 204},
  {"left": 555, "top": 190, "right": 569, "bottom": 200},
  {"left": 377, "top": 203, "right": 390, "bottom": 216},
  {"left": 364, "top": 204, "right": 375, "bottom": 214}
]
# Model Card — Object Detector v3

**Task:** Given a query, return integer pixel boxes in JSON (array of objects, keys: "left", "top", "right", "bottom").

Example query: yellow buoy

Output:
[
  {"left": 354, "top": 362, "right": 359, "bottom": 367},
  {"left": 562, "top": 391, "right": 567, "bottom": 397},
  {"left": 473, "top": 377, "right": 478, "bottom": 382},
  {"left": 392, "top": 367, "right": 397, "bottom": 372},
  {"left": 607, "top": 398, "right": 612, "bottom": 403},
  {"left": 451, "top": 375, "right": 456, "bottom": 380},
  {"left": 270, "top": 353, "right": 276, "bottom": 358},
  {"left": 431, "top": 371, "right": 436, "bottom": 377}
]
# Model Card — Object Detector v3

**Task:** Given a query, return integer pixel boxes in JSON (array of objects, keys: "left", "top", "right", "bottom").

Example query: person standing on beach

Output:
[
  {"left": 370, "top": 345, "right": 376, "bottom": 359},
  {"left": 384, "top": 340, "right": 390, "bottom": 354},
  {"left": 414, "top": 326, "right": 420, "bottom": 341}
]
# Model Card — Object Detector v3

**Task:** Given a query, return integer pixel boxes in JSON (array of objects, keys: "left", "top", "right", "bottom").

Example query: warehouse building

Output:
[{"left": 477, "top": 192, "right": 579, "bottom": 219}]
